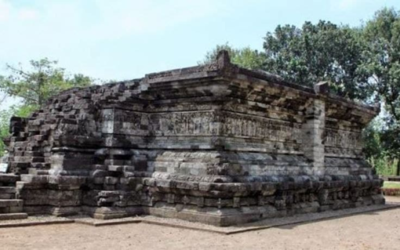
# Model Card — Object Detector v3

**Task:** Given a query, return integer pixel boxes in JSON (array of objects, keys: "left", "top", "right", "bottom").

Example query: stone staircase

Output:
[{"left": 0, "top": 173, "right": 27, "bottom": 220}]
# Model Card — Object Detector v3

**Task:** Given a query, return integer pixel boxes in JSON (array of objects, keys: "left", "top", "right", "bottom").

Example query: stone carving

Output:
[
  {"left": 324, "top": 128, "right": 362, "bottom": 149},
  {"left": 2, "top": 51, "right": 383, "bottom": 226},
  {"left": 222, "top": 113, "right": 302, "bottom": 142},
  {"left": 154, "top": 112, "right": 216, "bottom": 136}
]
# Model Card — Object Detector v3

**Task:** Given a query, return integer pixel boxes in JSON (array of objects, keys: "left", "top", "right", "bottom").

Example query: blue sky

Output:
[{"left": 0, "top": 0, "right": 399, "bottom": 108}]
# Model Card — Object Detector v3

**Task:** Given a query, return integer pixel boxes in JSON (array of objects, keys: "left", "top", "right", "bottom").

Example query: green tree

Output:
[
  {"left": 0, "top": 58, "right": 92, "bottom": 108},
  {"left": 363, "top": 119, "right": 385, "bottom": 160},
  {"left": 357, "top": 8, "right": 400, "bottom": 175},
  {"left": 200, "top": 43, "right": 265, "bottom": 70},
  {"left": 263, "top": 21, "right": 367, "bottom": 100},
  {"left": 362, "top": 118, "right": 397, "bottom": 176},
  {"left": 358, "top": 8, "right": 400, "bottom": 120}
]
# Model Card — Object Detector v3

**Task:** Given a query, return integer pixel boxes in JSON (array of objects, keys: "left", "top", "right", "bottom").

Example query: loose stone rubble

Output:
[{"left": 3, "top": 51, "right": 384, "bottom": 226}]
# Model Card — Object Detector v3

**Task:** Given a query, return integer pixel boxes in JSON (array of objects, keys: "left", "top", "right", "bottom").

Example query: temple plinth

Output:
[{"left": 4, "top": 51, "right": 384, "bottom": 226}]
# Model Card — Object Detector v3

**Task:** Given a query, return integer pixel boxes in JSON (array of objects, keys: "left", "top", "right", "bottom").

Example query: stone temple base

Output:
[
  {"left": 21, "top": 198, "right": 386, "bottom": 227},
  {"left": 5, "top": 51, "right": 384, "bottom": 226},
  {"left": 15, "top": 173, "right": 384, "bottom": 226}
]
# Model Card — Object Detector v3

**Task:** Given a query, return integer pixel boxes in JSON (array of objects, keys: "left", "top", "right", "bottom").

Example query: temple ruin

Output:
[{"left": 1, "top": 51, "right": 384, "bottom": 226}]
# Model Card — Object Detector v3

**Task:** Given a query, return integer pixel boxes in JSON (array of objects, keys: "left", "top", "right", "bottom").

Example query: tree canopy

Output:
[
  {"left": 0, "top": 58, "right": 92, "bottom": 108},
  {"left": 359, "top": 8, "right": 400, "bottom": 121},
  {"left": 360, "top": 8, "right": 400, "bottom": 174},
  {"left": 263, "top": 21, "right": 368, "bottom": 100}
]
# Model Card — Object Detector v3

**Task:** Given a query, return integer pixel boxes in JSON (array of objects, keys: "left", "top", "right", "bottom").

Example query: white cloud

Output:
[
  {"left": 0, "top": 0, "right": 11, "bottom": 21},
  {"left": 18, "top": 8, "right": 38, "bottom": 21},
  {"left": 0, "top": 0, "right": 39, "bottom": 22}
]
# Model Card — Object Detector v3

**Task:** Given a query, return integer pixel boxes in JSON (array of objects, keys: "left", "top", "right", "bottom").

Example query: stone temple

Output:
[{"left": 1, "top": 51, "right": 384, "bottom": 226}]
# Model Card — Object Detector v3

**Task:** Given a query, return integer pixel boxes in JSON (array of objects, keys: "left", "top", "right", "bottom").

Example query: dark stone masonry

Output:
[{"left": 2, "top": 51, "right": 384, "bottom": 226}]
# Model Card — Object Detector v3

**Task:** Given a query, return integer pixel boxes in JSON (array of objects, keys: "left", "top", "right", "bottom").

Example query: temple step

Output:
[
  {"left": 0, "top": 175, "right": 28, "bottom": 220},
  {"left": 0, "top": 187, "right": 16, "bottom": 199},
  {"left": 0, "top": 213, "right": 28, "bottom": 220},
  {"left": 0, "top": 199, "right": 24, "bottom": 213},
  {"left": 0, "top": 174, "right": 19, "bottom": 185}
]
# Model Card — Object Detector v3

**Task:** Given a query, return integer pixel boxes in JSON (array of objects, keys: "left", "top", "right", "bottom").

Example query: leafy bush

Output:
[{"left": 369, "top": 157, "right": 398, "bottom": 176}]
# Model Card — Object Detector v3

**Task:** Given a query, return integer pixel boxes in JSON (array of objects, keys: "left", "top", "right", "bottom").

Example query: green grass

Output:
[{"left": 383, "top": 181, "right": 400, "bottom": 189}]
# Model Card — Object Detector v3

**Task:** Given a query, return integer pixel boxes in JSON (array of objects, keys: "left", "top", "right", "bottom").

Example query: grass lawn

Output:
[{"left": 383, "top": 181, "right": 400, "bottom": 189}]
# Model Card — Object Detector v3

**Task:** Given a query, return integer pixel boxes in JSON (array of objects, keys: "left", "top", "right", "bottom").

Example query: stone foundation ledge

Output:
[
  {"left": 147, "top": 176, "right": 382, "bottom": 195},
  {"left": 23, "top": 206, "right": 81, "bottom": 216},
  {"left": 18, "top": 173, "right": 382, "bottom": 186},
  {"left": 78, "top": 194, "right": 385, "bottom": 226},
  {"left": 14, "top": 173, "right": 385, "bottom": 226}
]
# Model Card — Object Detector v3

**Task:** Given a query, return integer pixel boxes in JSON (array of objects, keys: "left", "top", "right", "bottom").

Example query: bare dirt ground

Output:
[{"left": 1, "top": 199, "right": 400, "bottom": 250}]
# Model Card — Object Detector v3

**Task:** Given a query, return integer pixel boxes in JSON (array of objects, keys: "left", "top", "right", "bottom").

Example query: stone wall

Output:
[{"left": 5, "top": 51, "right": 384, "bottom": 226}]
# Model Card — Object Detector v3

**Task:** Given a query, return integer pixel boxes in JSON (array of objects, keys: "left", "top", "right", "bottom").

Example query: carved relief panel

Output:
[
  {"left": 222, "top": 112, "right": 302, "bottom": 143},
  {"left": 152, "top": 112, "right": 219, "bottom": 136},
  {"left": 101, "top": 109, "right": 149, "bottom": 136},
  {"left": 324, "top": 128, "right": 363, "bottom": 157}
]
